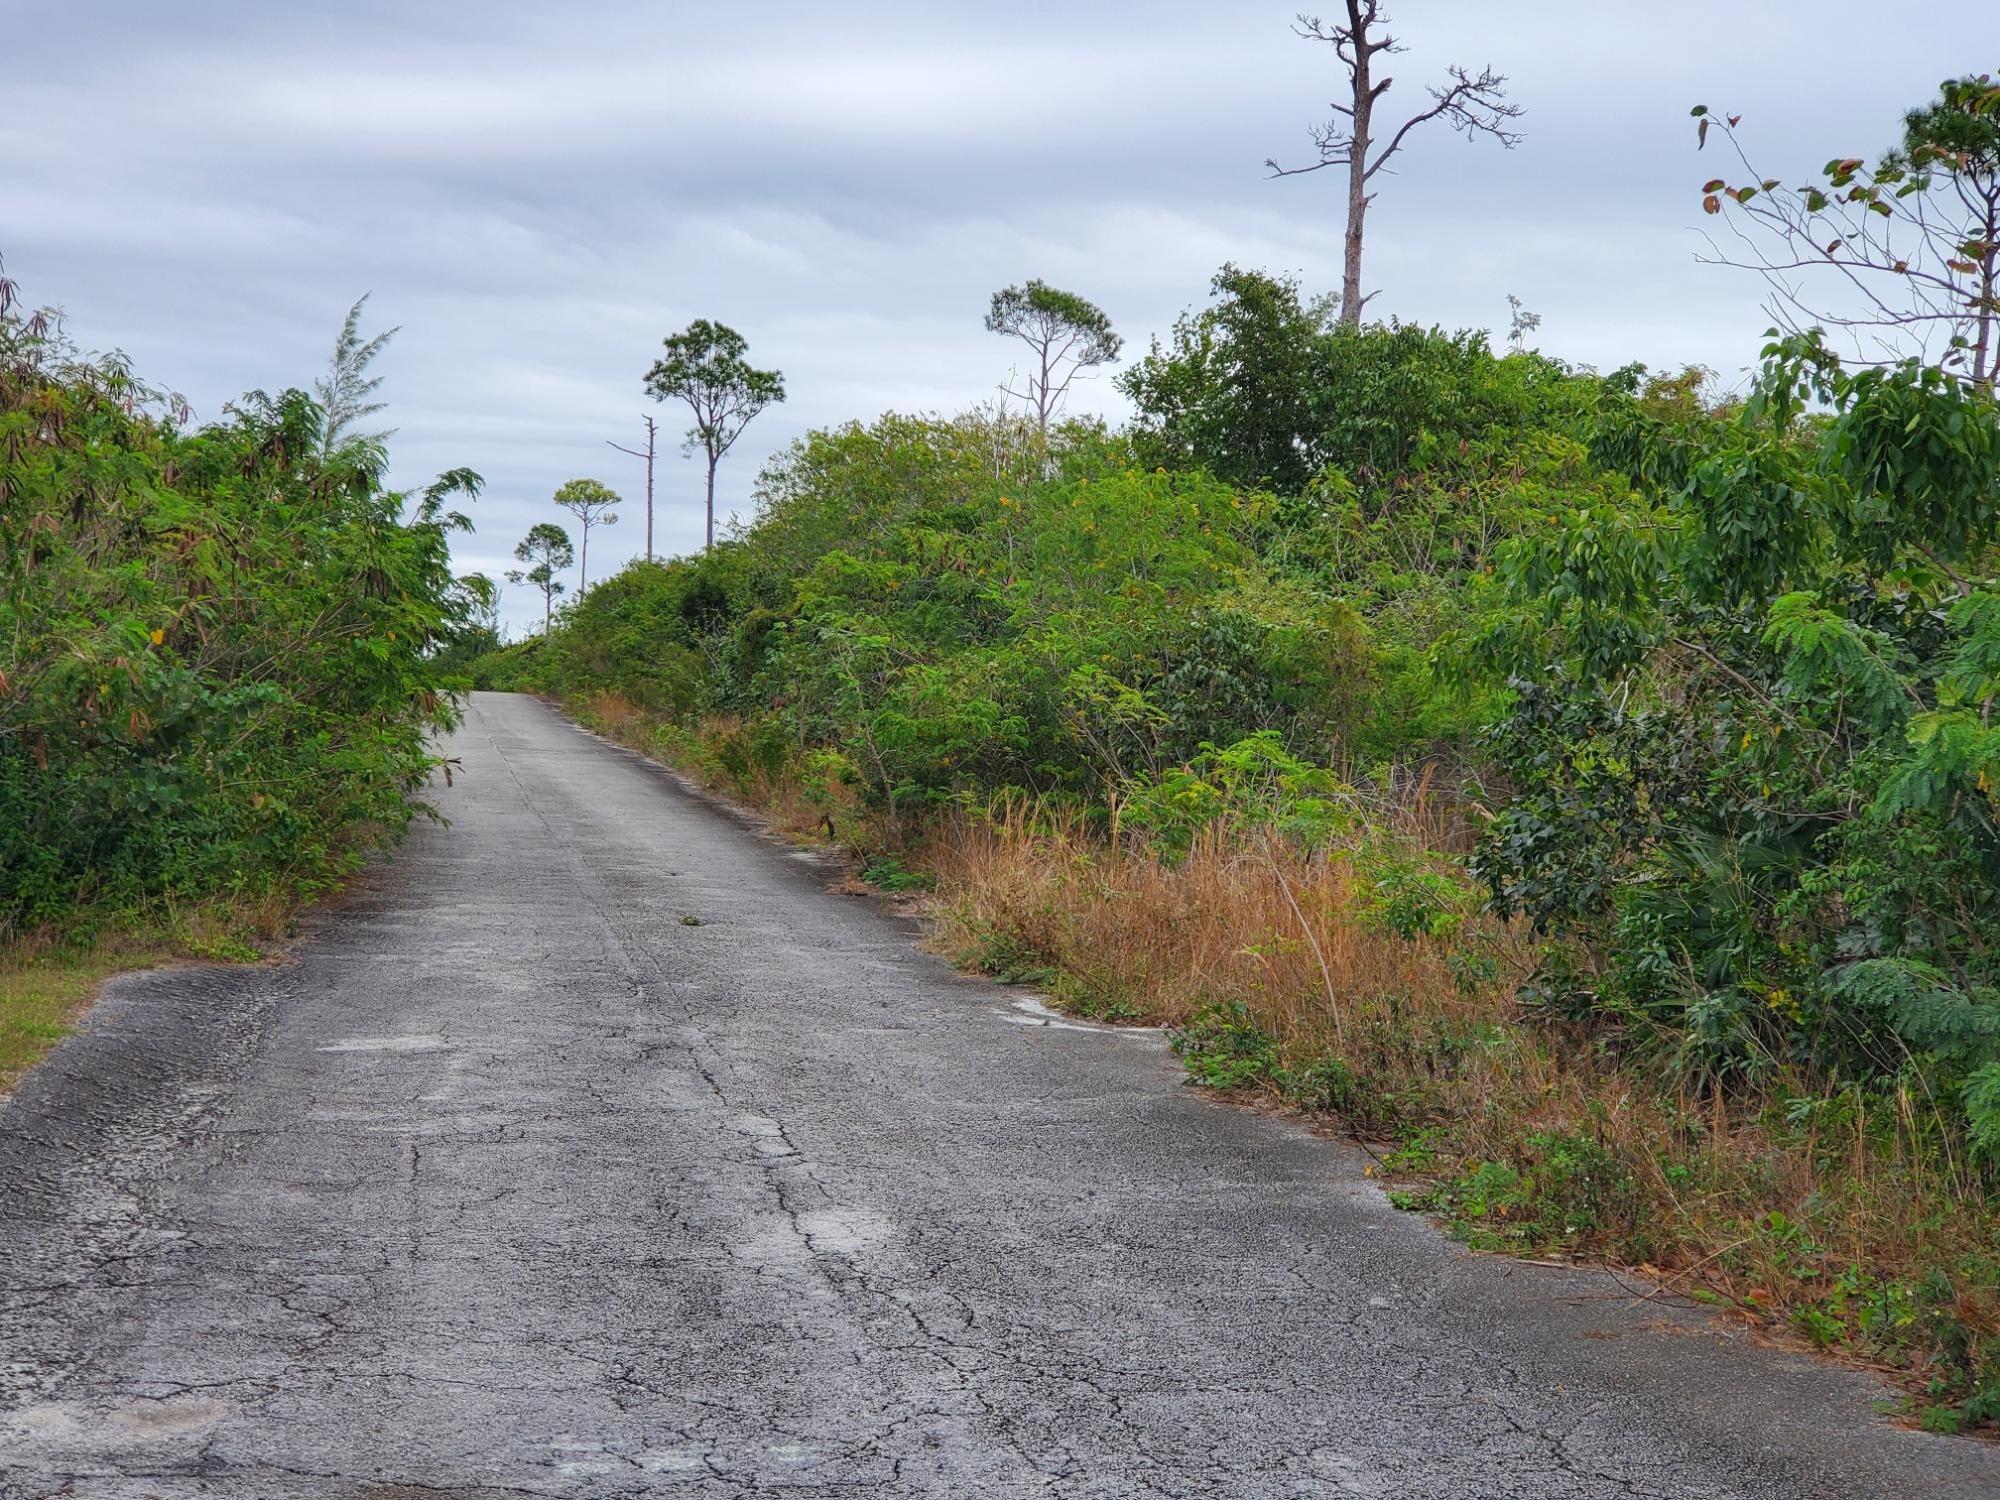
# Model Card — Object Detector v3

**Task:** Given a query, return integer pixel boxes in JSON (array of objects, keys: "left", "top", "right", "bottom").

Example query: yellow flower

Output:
[{"left": 149, "top": 629, "right": 165, "bottom": 645}]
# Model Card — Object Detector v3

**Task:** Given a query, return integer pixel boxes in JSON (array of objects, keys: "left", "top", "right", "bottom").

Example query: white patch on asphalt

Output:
[
  {"left": 0, "top": 1397, "right": 229, "bottom": 1450},
  {"left": 997, "top": 997, "right": 1113, "bottom": 1032},
  {"left": 638, "top": 1449, "right": 712, "bottom": 1472},
  {"left": 1307, "top": 1448, "right": 1388, "bottom": 1496},
  {"left": 730, "top": 1112, "right": 798, "bottom": 1157},
  {"left": 316, "top": 1035, "right": 447, "bottom": 1053},
  {"left": 106, "top": 1397, "right": 229, "bottom": 1436},
  {"left": 796, "top": 1206, "right": 893, "bottom": 1255},
  {"left": 0, "top": 1405, "right": 83, "bottom": 1442}
]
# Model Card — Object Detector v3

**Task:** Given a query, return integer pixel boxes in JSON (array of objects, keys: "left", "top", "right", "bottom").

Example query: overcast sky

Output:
[{"left": 7, "top": 1, "right": 1985, "bottom": 631}]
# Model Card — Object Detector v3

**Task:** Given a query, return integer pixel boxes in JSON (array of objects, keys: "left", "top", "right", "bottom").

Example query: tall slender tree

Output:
[
  {"left": 506, "top": 523, "right": 573, "bottom": 634},
  {"left": 552, "top": 479, "right": 620, "bottom": 592},
  {"left": 316, "top": 294, "right": 399, "bottom": 458},
  {"left": 1267, "top": 4, "right": 1523, "bottom": 327},
  {"left": 606, "top": 415, "right": 659, "bottom": 561},
  {"left": 984, "top": 281, "right": 1123, "bottom": 444},
  {"left": 644, "top": 321, "right": 785, "bottom": 551}
]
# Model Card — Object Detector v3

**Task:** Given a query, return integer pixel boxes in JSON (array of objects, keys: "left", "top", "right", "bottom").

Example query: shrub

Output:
[{"left": 0, "top": 293, "right": 485, "bottom": 937}]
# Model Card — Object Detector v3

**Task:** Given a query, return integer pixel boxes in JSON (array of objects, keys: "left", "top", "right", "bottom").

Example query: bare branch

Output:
[
  {"left": 1268, "top": 9, "right": 1521, "bottom": 327},
  {"left": 1690, "top": 86, "right": 2000, "bottom": 385}
]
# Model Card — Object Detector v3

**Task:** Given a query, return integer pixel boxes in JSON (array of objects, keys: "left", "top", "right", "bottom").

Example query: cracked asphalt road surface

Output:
[{"left": 4, "top": 691, "right": 1997, "bottom": 1499}]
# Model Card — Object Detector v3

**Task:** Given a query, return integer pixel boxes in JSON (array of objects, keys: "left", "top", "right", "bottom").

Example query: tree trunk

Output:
[
  {"left": 1977, "top": 260, "right": 1994, "bottom": 392},
  {"left": 1340, "top": 17, "right": 1374, "bottom": 329},
  {"left": 705, "top": 452, "right": 718, "bottom": 551},
  {"left": 1975, "top": 209, "right": 1996, "bottom": 392},
  {"left": 1036, "top": 339, "right": 1053, "bottom": 446},
  {"left": 645, "top": 418, "right": 656, "bottom": 561}
]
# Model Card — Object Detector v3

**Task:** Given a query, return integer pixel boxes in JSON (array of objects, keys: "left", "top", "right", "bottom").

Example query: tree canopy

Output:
[
  {"left": 507, "top": 522, "right": 574, "bottom": 633},
  {"left": 2, "top": 283, "right": 483, "bottom": 940},
  {"left": 984, "top": 280, "right": 1122, "bottom": 441},
  {"left": 553, "top": 478, "right": 620, "bottom": 591},
  {"left": 645, "top": 320, "right": 786, "bottom": 550},
  {"left": 315, "top": 294, "right": 398, "bottom": 459},
  {"left": 1695, "top": 74, "right": 2000, "bottom": 386}
]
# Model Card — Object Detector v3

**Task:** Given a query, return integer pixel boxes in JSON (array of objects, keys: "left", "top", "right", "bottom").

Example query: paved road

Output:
[{"left": 2, "top": 692, "right": 1995, "bottom": 1499}]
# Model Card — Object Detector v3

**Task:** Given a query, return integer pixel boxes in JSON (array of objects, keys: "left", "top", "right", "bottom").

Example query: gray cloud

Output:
[{"left": 5, "top": 0, "right": 1978, "bottom": 629}]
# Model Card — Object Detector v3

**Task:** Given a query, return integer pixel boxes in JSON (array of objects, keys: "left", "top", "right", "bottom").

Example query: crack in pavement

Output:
[{"left": 2, "top": 692, "right": 1995, "bottom": 1499}]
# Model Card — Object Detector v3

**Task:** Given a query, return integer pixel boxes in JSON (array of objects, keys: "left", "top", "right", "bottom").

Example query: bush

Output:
[{"left": 0, "top": 290, "right": 485, "bottom": 937}]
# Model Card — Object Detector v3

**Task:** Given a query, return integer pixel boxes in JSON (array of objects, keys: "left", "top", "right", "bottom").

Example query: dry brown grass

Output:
[
  {"left": 919, "top": 804, "right": 1998, "bottom": 1418},
  {"left": 927, "top": 797, "right": 1520, "bottom": 1033}
]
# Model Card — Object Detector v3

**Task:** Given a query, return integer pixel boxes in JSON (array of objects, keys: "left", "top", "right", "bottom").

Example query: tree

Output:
[
  {"left": 1693, "top": 76, "right": 2000, "bottom": 388},
  {"left": 1267, "top": 4, "right": 1523, "bottom": 327},
  {"left": 507, "top": 523, "right": 573, "bottom": 634},
  {"left": 983, "top": 280, "right": 1123, "bottom": 442},
  {"left": 606, "top": 415, "right": 659, "bottom": 561},
  {"left": 1118, "top": 265, "right": 1331, "bottom": 490},
  {"left": 431, "top": 573, "right": 503, "bottom": 670},
  {"left": 644, "top": 320, "right": 786, "bottom": 552},
  {"left": 1505, "top": 293, "right": 1542, "bottom": 351},
  {"left": 553, "top": 478, "right": 620, "bottom": 592},
  {"left": 316, "top": 294, "right": 398, "bottom": 459}
]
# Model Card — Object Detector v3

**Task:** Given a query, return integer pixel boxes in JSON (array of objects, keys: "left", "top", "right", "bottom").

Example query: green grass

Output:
[
  {"left": 1, "top": 902, "right": 292, "bottom": 1095},
  {"left": 0, "top": 936, "right": 164, "bottom": 1092}
]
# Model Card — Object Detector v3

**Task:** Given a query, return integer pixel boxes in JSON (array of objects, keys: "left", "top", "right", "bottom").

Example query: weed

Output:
[
  {"left": 182, "top": 932, "right": 262, "bottom": 964},
  {"left": 859, "top": 855, "right": 936, "bottom": 893},
  {"left": 921, "top": 807, "right": 2000, "bottom": 1426},
  {"left": 1169, "top": 1002, "right": 1279, "bottom": 1090}
]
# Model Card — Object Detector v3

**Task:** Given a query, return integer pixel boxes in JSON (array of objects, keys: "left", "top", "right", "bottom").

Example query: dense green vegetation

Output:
[
  {"left": 491, "top": 281, "right": 1612, "bottom": 791},
  {"left": 1478, "top": 338, "right": 2000, "bottom": 1121},
  {"left": 480, "top": 248, "right": 2000, "bottom": 1422},
  {"left": 0, "top": 281, "right": 488, "bottom": 946}
]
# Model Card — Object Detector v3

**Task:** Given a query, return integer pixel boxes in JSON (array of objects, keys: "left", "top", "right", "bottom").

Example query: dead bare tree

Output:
[
  {"left": 606, "top": 415, "right": 659, "bottom": 561},
  {"left": 1267, "top": 4, "right": 1523, "bottom": 327}
]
